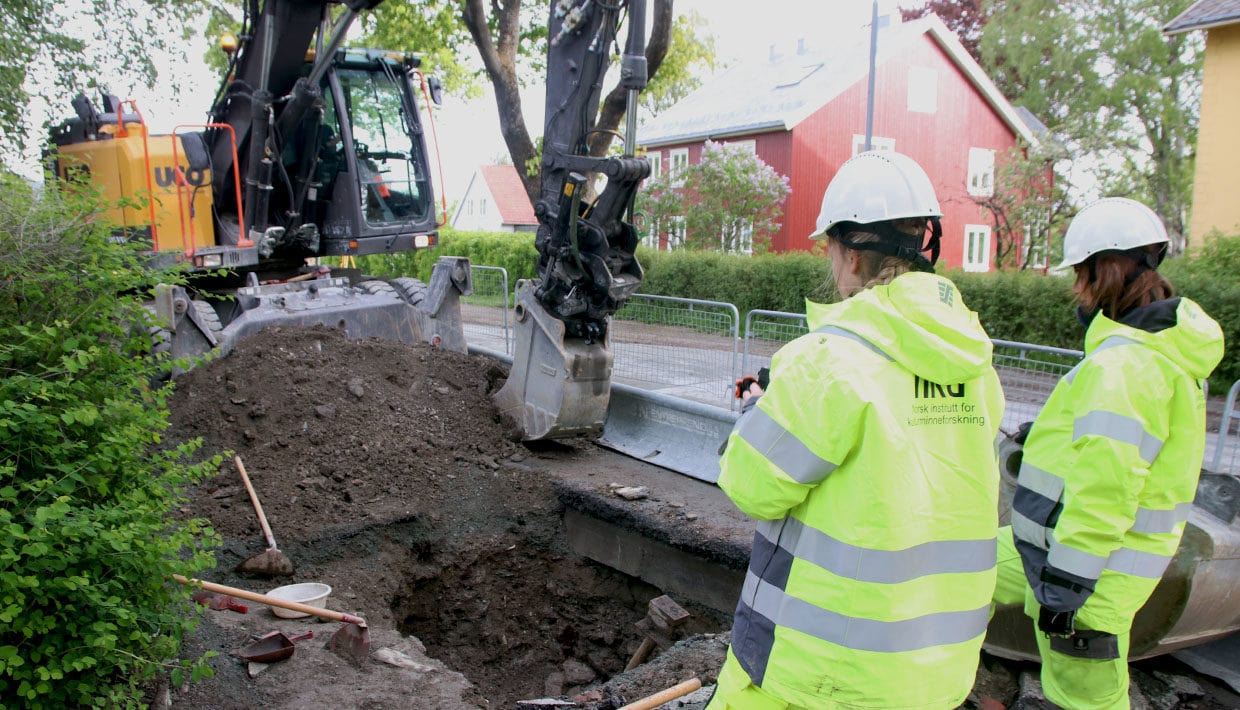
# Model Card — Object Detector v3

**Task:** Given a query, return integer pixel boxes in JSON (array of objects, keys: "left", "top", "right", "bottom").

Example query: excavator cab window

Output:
[{"left": 334, "top": 67, "right": 430, "bottom": 227}]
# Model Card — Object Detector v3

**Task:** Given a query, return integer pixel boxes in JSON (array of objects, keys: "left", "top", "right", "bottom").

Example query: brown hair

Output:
[{"left": 1073, "top": 250, "right": 1174, "bottom": 318}]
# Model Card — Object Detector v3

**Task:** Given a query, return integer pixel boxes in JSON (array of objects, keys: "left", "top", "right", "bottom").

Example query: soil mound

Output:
[{"left": 171, "top": 325, "right": 525, "bottom": 541}]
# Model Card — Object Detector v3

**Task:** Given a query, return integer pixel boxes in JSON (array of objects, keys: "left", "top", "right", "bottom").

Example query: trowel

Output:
[{"left": 231, "top": 630, "right": 313, "bottom": 663}]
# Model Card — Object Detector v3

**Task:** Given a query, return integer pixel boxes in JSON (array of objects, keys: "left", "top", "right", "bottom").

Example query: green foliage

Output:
[
  {"left": 638, "top": 247, "right": 833, "bottom": 318},
  {"left": 642, "top": 11, "right": 719, "bottom": 116},
  {"left": 979, "top": 0, "right": 1201, "bottom": 245},
  {"left": 0, "top": 174, "right": 220, "bottom": 707},
  {"left": 945, "top": 270, "right": 1080, "bottom": 349},
  {"left": 358, "top": 227, "right": 540, "bottom": 284},
  {"left": 1162, "top": 234, "right": 1240, "bottom": 387},
  {"left": 3, "top": 0, "right": 198, "bottom": 149},
  {"left": 637, "top": 141, "right": 790, "bottom": 253},
  {"left": 362, "top": 2, "right": 496, "bottom": 98}
]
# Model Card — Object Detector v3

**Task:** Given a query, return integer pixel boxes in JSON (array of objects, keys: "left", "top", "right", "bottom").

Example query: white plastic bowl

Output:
[{"left": 265, "top": 582, "right": 332, "bottom": 619}]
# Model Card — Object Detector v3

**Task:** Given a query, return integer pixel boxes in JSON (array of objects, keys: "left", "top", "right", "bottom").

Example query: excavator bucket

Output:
[{"left": 493, "top": 282, "right": 613, "bottom": 440}]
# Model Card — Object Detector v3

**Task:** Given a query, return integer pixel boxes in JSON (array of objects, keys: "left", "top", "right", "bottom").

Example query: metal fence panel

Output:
[
  {"left": 611, "top": 294, "right": 741, "bottom": 408},
  {"left": 1210, "top": 380, "right": 1240, "bottom": 474},
  {"left": 990, "top": 339, "right": 1082, "bottom": 434},
  {"left": 456, "top": 274, "right": 1238, "bottom": 475},
  {"left": 742, "top": 309, "right": 808, "bottom": 374},
  {"left": 460, "top": 266, "right": 511, "bottom": 354}
]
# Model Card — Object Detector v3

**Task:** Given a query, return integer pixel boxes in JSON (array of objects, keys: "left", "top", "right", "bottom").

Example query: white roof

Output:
[{"left": 639, "top": 15, "right": 1039, "bottom": 148}]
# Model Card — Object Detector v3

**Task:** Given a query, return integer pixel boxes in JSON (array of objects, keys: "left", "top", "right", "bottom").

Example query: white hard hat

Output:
[
  {"left": 810, "top": 150, "right": 942, "bottom": 240},
  {"left": 1059, "top": 197, "right": 1169, "bottom": 268}
]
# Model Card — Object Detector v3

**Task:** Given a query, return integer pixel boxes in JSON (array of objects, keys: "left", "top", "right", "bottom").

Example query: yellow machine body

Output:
[{"left": 55, "top": 122, "right": 217, "bottom": 256}]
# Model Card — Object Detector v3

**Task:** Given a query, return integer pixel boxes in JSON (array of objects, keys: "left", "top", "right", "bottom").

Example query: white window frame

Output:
[
  {"left": 907, "top": 66, "right": 938, "bottom": 114},
  {"left": 668, "top": 215, "right": 686, "bottom": 251},
  {"left": 647, "top": 152, "right": 662, "bottom": 181},
  {"left": 670, "top": 148, "right": 689, "bottom": 187},
  {"left": 721, "top": 218, "right": 753, "bottom": 255},
  {"left": 964, "top": 224, "right": 991, "bottom": 272},
  {"left": 479, "top": 198, "right": 487, "bottom": 216},
  {"left": 1024, "top": 223, "right": 1047, "bottom": 269},
  {"left": 852, "top": 134, "right": 895, "bottom": 156},
  {"left": 967, "top": 148, "right": 996, "bottom": 197},
  {"left": 640, "top": 218, "right": 659, "bottom": 250},
  {"left": 728, "top": 139, "right": 757, "bottom": 154}
]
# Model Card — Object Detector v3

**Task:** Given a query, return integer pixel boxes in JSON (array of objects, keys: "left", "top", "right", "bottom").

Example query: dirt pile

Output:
[
  {"left": 172, "top": 325, "right": 525, "bottom": 541},
  {"left": 167, "top": 325, "right": 728, "bottom": 709}
]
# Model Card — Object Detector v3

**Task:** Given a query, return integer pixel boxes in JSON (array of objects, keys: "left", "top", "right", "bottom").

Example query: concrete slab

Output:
[{"left": 1173, "top": 633, "right": 1240, "bottom": 693}]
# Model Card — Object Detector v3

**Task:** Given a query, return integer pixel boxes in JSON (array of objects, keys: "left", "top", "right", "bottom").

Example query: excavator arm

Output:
[{"left": 495, "top": 0, "right": 650, "bottom": 440}]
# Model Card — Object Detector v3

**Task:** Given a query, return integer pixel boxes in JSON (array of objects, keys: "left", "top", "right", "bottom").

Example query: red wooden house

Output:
[{"left": 638, "top": 15, "right": 1051, "bottom": 271}]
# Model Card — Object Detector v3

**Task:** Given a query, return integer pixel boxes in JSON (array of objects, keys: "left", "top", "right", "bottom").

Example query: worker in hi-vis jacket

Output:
[
  {"left": 994, "top": 197, "right": 1223, "bottom": 709},
  {"left": 708, "top": 151, "right": 1004, "bottom": 709}
]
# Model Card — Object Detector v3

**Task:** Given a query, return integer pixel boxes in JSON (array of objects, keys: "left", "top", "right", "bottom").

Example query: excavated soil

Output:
[
  {"left": 161, "top": 324, "right": 1240, "bottom": 710},
  {"left": 165, "top": 325, "right": 729, "bottom": 709}
]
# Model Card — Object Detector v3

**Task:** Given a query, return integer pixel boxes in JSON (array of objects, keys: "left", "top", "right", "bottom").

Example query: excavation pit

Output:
[
  {"left": 390, "top": 528, "right": 729, "bottom": 706},
  {"left": 169, "top": 325, "right": 743, "bottom": 708}
]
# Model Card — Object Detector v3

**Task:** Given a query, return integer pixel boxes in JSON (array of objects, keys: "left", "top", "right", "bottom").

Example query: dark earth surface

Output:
[{"left": 160, "top": 324, "right": 1240, "bottom": 709}]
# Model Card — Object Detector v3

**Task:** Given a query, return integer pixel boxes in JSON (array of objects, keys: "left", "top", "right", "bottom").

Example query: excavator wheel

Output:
[
  {"left": 356, "top": 279, "right": 399, "bottom": 299},
  {"left": 391, "top": 277, "right": 428, "bottom": 308},
  {"left": 191, "top": 299, "right": 224, "bottom": 335},
  {"left": 142, "top": 305, "right": 173, "bottom": 387}
]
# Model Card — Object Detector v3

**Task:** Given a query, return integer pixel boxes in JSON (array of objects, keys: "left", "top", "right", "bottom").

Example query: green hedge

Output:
[
  {"left": 0, "top": 176, "right": 220, "bottom": 707},
  {"left": 359, "top": 228, "right": 540, "bottom": 283},
  {"left": 946, "top": 270, "right": 1080, "bottom": 350},
  {"left": 379, "top": 229, "right": 1237, "bottom": 390}
]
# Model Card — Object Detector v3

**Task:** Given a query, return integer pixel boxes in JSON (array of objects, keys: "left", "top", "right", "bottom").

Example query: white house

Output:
[{"left": 451, "top": 164, "right": 538, "bottom": 232}]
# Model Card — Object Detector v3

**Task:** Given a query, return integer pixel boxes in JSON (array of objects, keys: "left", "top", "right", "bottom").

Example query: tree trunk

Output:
[
  {"left": 462, "top": 0, "right": 539, "bottom": 203},
  {"left": 469, "top": 0, "right": 676, "bottom": 205}
]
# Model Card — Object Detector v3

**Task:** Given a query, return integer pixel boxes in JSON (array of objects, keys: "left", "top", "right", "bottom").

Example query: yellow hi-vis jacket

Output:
[
  {"left": 1013, "top": 297, "right": 1224, "bottom": 632},
  {"left": 719, "top": 272, "right": 1004, "bottom": 709}
]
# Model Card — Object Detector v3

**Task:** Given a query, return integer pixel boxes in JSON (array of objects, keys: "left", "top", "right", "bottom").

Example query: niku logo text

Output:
[{"left": 914, "top": 375, "right": 965, "bottom": 398}]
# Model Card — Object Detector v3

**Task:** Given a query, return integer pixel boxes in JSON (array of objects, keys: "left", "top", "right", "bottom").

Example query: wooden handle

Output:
[
  {"left": 234, "top": 455, "right": 279, "bottom": 550},
  {"left": 173, "top": 575, "right": 365, "bottom": 625},
  {"left": 618, "top": 678, "right": 702, "bottom": 710}
]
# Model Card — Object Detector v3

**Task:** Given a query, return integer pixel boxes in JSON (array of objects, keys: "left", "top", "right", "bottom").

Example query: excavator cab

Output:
[{"left": 302, "top": 50, "right": 437, "bottom": 260}]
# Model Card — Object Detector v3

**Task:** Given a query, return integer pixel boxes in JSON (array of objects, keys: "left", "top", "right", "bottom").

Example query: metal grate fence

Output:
[
  {"left": 458, "top": 266, "right": 1237, "bottom": 475},
  {"left": 991, "top": 339, "right": 1082, "bottom": 434},
  {"left": 611, "top": 294, "right": 741, "bottom": 408},
  {"left": 1210, "top": 381, "right": 1240, "bottom": 474},
  {"left": 459, "top": 266, "right": 511, "bottom": 354},
  {"left": 741, "top": 310, "right": 808, "bottom": 375}
]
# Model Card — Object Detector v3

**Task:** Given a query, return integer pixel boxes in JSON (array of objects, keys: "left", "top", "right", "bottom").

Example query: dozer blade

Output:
[{"left": 493, "top": 281, "right": 612, "bottom": 441}]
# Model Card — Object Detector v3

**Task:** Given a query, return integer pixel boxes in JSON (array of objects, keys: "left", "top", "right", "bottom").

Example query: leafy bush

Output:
[
  {"left": 637, "top": 141, "right": 791, "bottom": 253},
  {"left": 1161, "top": 236, "right": 1240, "bottom": 388},
  {"left": 639, "top": 247, "right": 833, "bottom": 317},
  {"left": 945, "top": 269, "right": 1080, "bottom": 349},
  {"left": 0, "top": 175, "right": 220, "bottom": 707}
]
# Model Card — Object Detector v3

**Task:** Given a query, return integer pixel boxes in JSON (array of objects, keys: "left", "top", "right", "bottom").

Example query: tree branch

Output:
[{"left": 588, "top": 0, "right": 674, "bottom": 157}]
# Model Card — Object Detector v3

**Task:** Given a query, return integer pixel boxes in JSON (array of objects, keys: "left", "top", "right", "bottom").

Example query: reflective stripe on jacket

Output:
[
  {"left": 719, "top": 272, "right": 1004, "bottom": 709},
  {"left": 1013, "top": 297, "right": 1224, "bottom": 632}
]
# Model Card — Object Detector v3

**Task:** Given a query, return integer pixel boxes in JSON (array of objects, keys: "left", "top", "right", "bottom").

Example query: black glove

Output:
[
  {"left": 1038, "top": 606, "right": 1077, "bottom": 638},
  {"left": 733, "top": 367, "right": 771, "bottom": 399}
]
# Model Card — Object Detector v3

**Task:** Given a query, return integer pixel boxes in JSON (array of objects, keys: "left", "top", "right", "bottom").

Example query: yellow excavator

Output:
[{"left": 48, "top": 0, "right": 650, "bottom": 442}]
